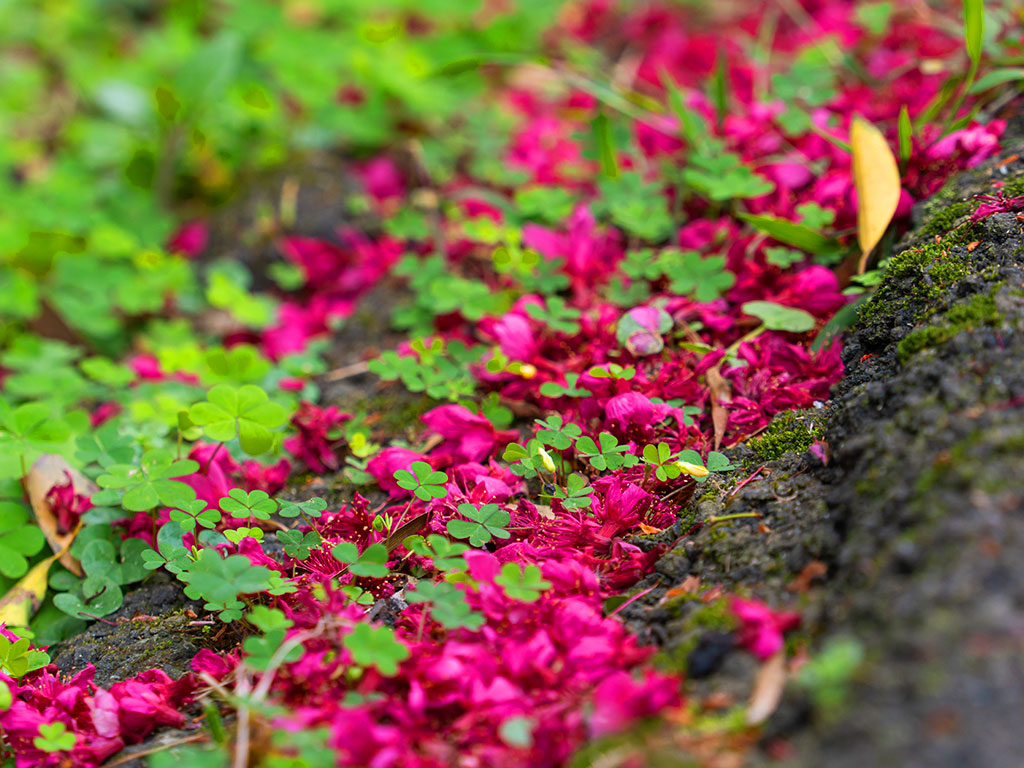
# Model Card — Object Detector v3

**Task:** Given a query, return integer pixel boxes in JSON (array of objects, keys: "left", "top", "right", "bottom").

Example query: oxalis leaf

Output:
[
  {"left": 188, "top": 384, "right": 287, "bottom": 455},
  {"left": 741, "top": 301, "right": 817, "bottom": 333},
  {"left": 851, "top": 115, "right": 900, "bottom": 272}
]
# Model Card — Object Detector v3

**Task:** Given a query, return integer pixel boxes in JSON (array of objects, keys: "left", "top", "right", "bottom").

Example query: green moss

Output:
[
  {"left": 918, "top": 199, "right": 975, "bottom": 238},
  {"left": 748, "top": 410, "right": 823, "bottom": 461},
  {"left": 1001, "top": 175, "right": 1024, "bottom": 197},
  {"left": 897, "top": 291, "right": 1001, "bottom": 362},
  {"left": 859, "top": 221, "right": 984, "bottom": 329}
]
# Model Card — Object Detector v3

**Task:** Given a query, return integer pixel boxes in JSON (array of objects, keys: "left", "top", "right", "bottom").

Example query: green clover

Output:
[
  {"left": 343, "top": 623, "right": 410, "bottom": 676},
  {"left": 446, "top": 503, "right": 511, "bottom": 547},
  {"left": 494, "top": 563, "right": 551, "bottom": 602},
  {"left": 34, "top": 722, "right": 76, "bottom": 754},
  {"left": 53, "top": 574, "right": 124, "bottom": 619},
  {"left": 406, "top": 580, "right": 484, "bottom": 630},
  {"left": 0, "top": 635, "right": 50, "bottom": 679},
  {"left": 188, "top": 384, "right": 287, "bottom": 455},
  {"left": 538, "top": 373, "right": 592, "bottom": 399},
  {"left": 660, "top": 250, "right": 736, "bottom": 303},
  {"left": 96, "top": 449, "right": 199, "bottom": 512},
  {"left": 178, "top": 548, "right": 274, "bottom": 608},
  {"left": 219, "top": 488, "right": 278, "bottom": 520},
  {"left": 0, "top": 401, "right": 70, "bottom": 473},
  {"left": 0, "top": 502, "right": 46, "bottom": 578},
  {"left": 393, "top": 461, "right": 448, "bottom": 501},
  {"left": 278, "top": 529, "right": 321, "bottom": 560},
  {"left": 403, "top": 534, "right": 469, "bottom": 571},
  {"left": 224, "top": 526, "right": 264, "bottom": 544},
  {"left": 332, "top": 541, "right": 389, "bottom": 578},
  {"left": 535, "top": 414, "right": 581, "bottom": 450},
  {"left": 574, "top": 433, "right": 637, "bottom": 472},
  {"left": 551, "top": 472, "right": 594, "bottom": 509},
  {"left": 277, "top": 497, "right": 327, "bottom": 519},
  {"left": 641, "top": 443, "right": 682, "bottom": 482},
  {"left": 169, "top": 498, "right": 221, "bottom": 532}
]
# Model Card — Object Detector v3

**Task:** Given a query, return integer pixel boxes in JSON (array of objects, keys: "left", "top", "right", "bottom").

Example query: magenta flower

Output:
[
  {"left": 367, "top": 448, "right": 430, "bottom": 497},
  {"left": 421, "top": 404, "right": 517, "bottom": 464},
  {"left": 730, "top": 597, "right": 801, "bottom": 660}
]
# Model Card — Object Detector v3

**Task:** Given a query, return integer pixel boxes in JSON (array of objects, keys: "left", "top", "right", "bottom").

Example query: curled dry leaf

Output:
[
  {"left": 26, "top": 454, "right": 88, "bottom": 576},
  {"left": 746, "top": 649, "right": 787, "bottom": 726},
  {"left": 706, "top": 366, "right": 732, "bottom": 450}
]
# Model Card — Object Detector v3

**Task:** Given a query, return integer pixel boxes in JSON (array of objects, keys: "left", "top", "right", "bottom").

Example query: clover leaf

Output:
[
  {"left": 494, "top": 563, "right": 551, "bottom": 602},
  {"left": 406, "top": 580, "right": 484, "bottom": 630},
  {"left": 342, "top": 623, "right": 410, "bottom": 676},
  {"left": 243, "top": 627, "right": 302, "bottom": 671},
  {"left": 96, "top": 449, "right": 199, "bottom": 512},
  {"left": 332, "top": 541, "right": 390, "bottom": 578},
  {"left": 393, "top": 461, "right": 448, "bottom": 501},
  {"left": 219, "top": 488, "right": 278, "bottom": 520},
  {"left": 552, "top": 472, "right": 593, "bottom": 509},
  {"left": 403, "top": 534, "right": 469, "bottom": 571},
  {"left": 178, "top": 548, "right": 274, "bottom": 608},
  {"left": 0, "top": 501, "right": 46, "bottom": 578},
  {"left": 0, "top": 635, "right": 49, "bottom": 679},
  {"left": 574, "top": 433, "right": 637, "bottom": 472},
  {"left": 741, "top": 301, "right": 817, "bottom": 333},
  {"left": 641, "top": 442, "right": 682, "bottom": 482},
  {"left": 660, "top": 250, "right": 736, "bottom": 303},
  {"left": 278, "top": 529, "right": 321, "bottom": 560},
  {"left": 34, "top": 722, "right": 76, "bottom": 753},
  {"left": 188, "top": 384, "right": 287, "bottom": 455},
  {"left": 538, "top": 373, "right": 592, "bottom": 399},
  {"left": 169, "top": 499, "right": 221, "bottom": 532},
  {"left": 446, "top": 503, "right": 511, "bottom": 547},
  {"left": 0, "top": 401, "right": 71, "bottom": 474},
  {"left": 277, "top": 497, "right": 327, "bottom": 519},
  {"left": 54, "top": 574, "right": 124, "bottom": 619},
  {"left": 535, "top": 414, "right": 581, "bottom": 450}
]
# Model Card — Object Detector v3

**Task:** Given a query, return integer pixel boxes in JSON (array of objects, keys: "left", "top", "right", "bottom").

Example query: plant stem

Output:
[{"left": 202, "top": 442, "right": 224, "bottom": 474}]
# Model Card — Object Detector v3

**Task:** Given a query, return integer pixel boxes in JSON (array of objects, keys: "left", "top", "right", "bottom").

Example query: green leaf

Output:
[
  {"left": 967, "top": 67, "right": 1024, "bottom": 93},
  {"left": 97, "top": 449, "right": 199, "bottom": 512},
  {"left": 219, "top": 489, "right": 278, "bottom": 520},
  {"left": 331, "top": 541, "right": 390, "bottom": 578},
  {"left": 738, "top": 213, "right": 839, "bottom": 256},
  {"left": 342, "top": 623, "right": 409, "bottom": 676},
  {"left": 277, "top": 497, "right": 328, "bottom": 519},
  {"left": 178, "top": 548, "right": 274, "bottom": 608},
  {"left": 405, "top": 580, "right": 484, "bottom": 630},
  {"left": 53, "top": 574, "right": 124, "bottom": 618},
  {"left": 964, "top": 0, "right": 984, "bottom": 67},
  {"left": 898, "top": 105, "right": 913, "bottom": 165},
  {"left": 494, "top": 563, "right": 551, "bottom": 602},
  {"left": 188, "top": 385, "right": 287, "bottom": 455},
  {"left": 741, "top": 301, "right": 817, "bottom": 332},
  {"left": 446, "top": 503, "right": 511, "bottom": 547},
  {"left": 0, "top": 502, "right": 46, "bottom": 578},
  {"left": 394, "top": 461, "right": 449, "bottom": 501},
  {"left": 34, "top": 721, "right": 76, "bottom": 753}
]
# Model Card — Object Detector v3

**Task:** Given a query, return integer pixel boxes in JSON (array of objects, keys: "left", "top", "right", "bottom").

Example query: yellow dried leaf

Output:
[
  {"left": 852, "top": 115, "right": 901, "bottom": 273},
  {"left": 0, "top": 552, "right": 61, "bottom": 628}
]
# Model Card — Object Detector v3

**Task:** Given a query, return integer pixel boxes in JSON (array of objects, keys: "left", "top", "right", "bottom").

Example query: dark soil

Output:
[
  {"left": 48, "top": 577, "right": 207, "bottom": 688},
  {"left": 612, "top": 124, "right": 1024, "bottom": 766}
]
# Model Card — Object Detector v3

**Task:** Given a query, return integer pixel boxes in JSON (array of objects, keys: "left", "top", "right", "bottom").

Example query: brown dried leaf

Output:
[
  {"left": 747, "top": 650, "right": 787, "bottom": 726},
  {"left": 706, "top": 365, "right": 732, "bottom": 450},
  {"left": 26, "top": 454, "right": 88, "bottom": 576}
]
